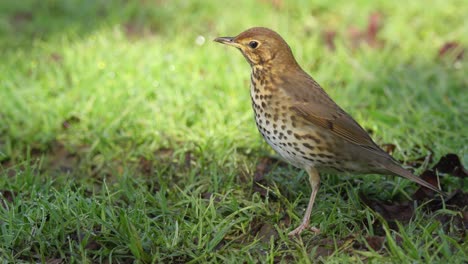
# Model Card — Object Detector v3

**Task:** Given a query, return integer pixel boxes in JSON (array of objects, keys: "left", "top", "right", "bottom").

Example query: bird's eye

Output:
[{"left": 248, "top": 41, "right": 259, "bottom": 49}]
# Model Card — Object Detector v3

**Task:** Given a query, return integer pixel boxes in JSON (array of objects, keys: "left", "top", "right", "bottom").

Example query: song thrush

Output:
[{"left": 214, "top": 27, "right": 440, "bottom": 236}]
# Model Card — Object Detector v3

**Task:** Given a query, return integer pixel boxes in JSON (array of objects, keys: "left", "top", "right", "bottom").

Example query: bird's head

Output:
[{"left": 214, "top": 27, "right": 298, "bottom": 68}]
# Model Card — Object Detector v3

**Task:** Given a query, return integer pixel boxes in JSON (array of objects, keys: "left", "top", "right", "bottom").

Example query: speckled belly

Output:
[{"left": 249, "top": 83, "right": 337, "bottom": 170}]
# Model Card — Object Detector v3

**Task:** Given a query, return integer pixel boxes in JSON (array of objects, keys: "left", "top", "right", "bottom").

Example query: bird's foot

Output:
[{"left": 288, "top": 223, "right": 320, "bottom": 236}]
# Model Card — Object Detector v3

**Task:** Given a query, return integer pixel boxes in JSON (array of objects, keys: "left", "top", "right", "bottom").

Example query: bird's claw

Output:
[{"left": 288, "top": 223, "right": 320, "bottom": 236}]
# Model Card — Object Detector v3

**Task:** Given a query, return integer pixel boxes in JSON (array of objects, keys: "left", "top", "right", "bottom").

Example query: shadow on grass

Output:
[{"left": 0, "top": 0, "right": 203, "bottom": 49}]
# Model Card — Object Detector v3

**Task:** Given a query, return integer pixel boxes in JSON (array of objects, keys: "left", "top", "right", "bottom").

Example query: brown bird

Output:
[{"left": 214, "top": 27, "right": 440, "bottom": 236}]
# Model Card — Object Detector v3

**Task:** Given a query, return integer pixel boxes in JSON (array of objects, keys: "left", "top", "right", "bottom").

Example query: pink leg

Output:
[{"left": 288, "top": 167, "right": 321, "bottom": 236}]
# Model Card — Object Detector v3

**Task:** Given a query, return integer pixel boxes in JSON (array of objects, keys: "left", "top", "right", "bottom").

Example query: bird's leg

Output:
[{"left": 288, "top": 167, "right": 320, "bottom": 236}]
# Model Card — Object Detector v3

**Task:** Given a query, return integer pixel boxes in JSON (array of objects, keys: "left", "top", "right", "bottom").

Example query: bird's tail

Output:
[{"left": 384, "top": 162, "right": 442, "bottom": 194}]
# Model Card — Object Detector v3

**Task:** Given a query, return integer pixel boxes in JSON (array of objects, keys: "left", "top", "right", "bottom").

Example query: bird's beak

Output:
[{"left": 214, "top": 36, "right": 238, "bottom": 47}]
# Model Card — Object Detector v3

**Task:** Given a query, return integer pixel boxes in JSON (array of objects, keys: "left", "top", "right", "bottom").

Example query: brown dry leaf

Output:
[
  {"left": 366, "top": 12, "right": 384, "bottom": 48},
  {"left": 360, "top": 194, "right": 414, "bottom": 222},
  {"left": 438, "top": 42, "right": 465, "bottom": 61},
  {"left": 381, "top": 143, "right": 396, "bottom": 155},
  {"left": 433, "top": 153, "right": 467, "bottom": 178},
  {"left": 322, "top": 30, "right": 337, "bottom": 51},
  {"left": 413, "top": 153, "right": 467, "bottom": 200},
  {"left": 62, "top": 115, "right": 80, "bottom": 129},
  {"left": 347, "top": 12, "right": 385, "bottom": 49},
  {"left": 0, "top": 190, "right": 16, "bottom": 208},
  {"left": 256, "top": 222, "right": 278, "bottom": 243},
  {"left": 363, "top": 236, "right": 385, "bottom": 251},
  {"left": 412, "top": 170, "right": 440, "bottom": 201}
]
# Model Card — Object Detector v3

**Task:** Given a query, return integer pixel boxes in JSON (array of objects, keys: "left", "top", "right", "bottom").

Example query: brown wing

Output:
[
  {"left": 280, "top": 71, "right": 382, "bottom": 151},
  {"left": 278, "top": 71, "right": 442, "bottom": 193}
]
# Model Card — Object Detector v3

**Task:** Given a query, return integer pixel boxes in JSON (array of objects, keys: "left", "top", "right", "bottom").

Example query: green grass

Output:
[{"left": 0, "top": 0, "right": 467, "bottom": 262}]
